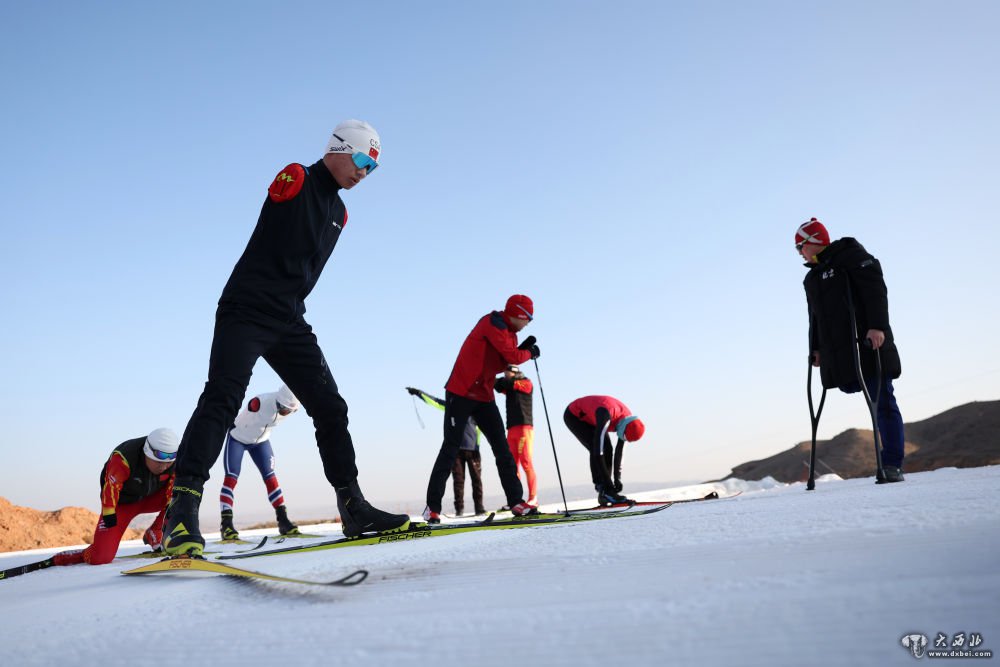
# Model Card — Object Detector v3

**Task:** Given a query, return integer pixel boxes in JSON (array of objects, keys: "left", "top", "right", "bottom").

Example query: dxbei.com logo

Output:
[{"left": 900, "top": 632, "right": 992, "bottom": 660}]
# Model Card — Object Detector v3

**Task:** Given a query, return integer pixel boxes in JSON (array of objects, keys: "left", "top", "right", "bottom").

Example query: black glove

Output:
[
  {"left": 517, "top": 336, "right": 536, "bottom": 351},
  {"left": 406, "top": 387, "right": 420, "bottom": 396},
  {"left": 528, "top": 345, "right": 540, "bottom": 360},
  {"left": 102, "top": 512, "right": 117, "bottom": 528},
  {"left": 613, "top": 479, "right": 623, "bottom": 493}
]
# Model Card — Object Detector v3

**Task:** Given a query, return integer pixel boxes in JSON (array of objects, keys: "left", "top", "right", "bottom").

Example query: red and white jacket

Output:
[{"left": 229, "top": 392, "right": 294, "bottom": 445}]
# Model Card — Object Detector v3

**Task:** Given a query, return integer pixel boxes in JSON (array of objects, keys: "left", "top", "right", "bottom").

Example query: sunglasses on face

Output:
[
  {"left": 795, "top": 241, "right": 806, "bottom": 251},
  {"left": 277, "top": 402, "right": 294, "bottom": 416},
  {"left": 333, "top": 133, "right": 379, "bottom": 174},
  {"left": 351, "top": 151, "right": 378, "bottom": 174},
  {"left": 150, "top": 448, "right": 177, "bottom": 462}
]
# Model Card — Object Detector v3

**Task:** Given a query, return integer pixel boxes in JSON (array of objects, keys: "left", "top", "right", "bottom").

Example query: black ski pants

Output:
[
  {"left": 563, "top": 407, "right": 616, "bottom": 490},
  {"left": 426, "top": 392, "right": 523, "bottom": 513},
  {"left": 176, "top": 304, "right": 358, "bottom": 492},
  {"left": 451, "top": 449, "right": 484, "bottom": 514}
]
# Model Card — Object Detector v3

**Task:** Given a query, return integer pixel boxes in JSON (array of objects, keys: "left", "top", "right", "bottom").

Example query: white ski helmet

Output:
[
  {"left": 276, "top": 384, "right": 300, "bottom": 411},
  {"left": 143, "top": 428, "right": 180, "bottom": 460},
  {"left": 325, "top": 119, "right": 381, "bottom": 163}
]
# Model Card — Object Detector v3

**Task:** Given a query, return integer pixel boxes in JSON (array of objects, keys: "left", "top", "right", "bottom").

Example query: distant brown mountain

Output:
[
  {"left": 0, "top": 497, "right": 142, "bottom": 553},
  {"left": 723, "top": 400, "right": 1000, "bottom": 483}
]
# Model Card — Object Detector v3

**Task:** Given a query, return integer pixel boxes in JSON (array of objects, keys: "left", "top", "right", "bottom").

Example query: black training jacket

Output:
[
  {"left": 803, "top": 237, "right": 902, "bottom": 390},
  {"left": 219, "top": 160, "right": 347, "bottom": 320},
  {"left": 494, "top": 374, "right": 534, "bottom": 427}
]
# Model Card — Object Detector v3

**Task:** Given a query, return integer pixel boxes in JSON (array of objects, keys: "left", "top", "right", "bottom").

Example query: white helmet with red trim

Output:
[{"left": 325, "top": 120, "right": 381, "bottom": 163}]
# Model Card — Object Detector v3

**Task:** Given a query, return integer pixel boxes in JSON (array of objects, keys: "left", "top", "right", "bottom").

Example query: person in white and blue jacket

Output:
[{"left": 218, "top": 385, "right": 302, "bottom": 540}]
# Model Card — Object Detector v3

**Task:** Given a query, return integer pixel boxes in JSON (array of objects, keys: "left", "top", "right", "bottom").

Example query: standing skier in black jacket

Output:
[
  {"left": 164, "top": 121, "right": 409, "bottom": 556},
  {"left": 796, "top": 217, "right": 906, "bottom": 482}
]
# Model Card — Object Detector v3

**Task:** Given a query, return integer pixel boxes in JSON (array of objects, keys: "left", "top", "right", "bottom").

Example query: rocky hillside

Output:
[
  {"left": 0, "top": 497, "right": 142, "bottom": 553},
  {"left": 724, "top": 400, "right": 1000, "bottom": 483}
]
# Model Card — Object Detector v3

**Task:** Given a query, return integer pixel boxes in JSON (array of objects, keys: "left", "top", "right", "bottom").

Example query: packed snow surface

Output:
[{"left": 2, "top": 466, "right": 998, "bottom": 666}]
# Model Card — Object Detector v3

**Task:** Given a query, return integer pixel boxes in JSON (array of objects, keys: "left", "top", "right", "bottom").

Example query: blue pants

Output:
[
  {"left": 220, "top": 434, "right": 284, "bottom": 510},
  {"left": 841, "top": 376, "right": 905, "bottom": 468}
]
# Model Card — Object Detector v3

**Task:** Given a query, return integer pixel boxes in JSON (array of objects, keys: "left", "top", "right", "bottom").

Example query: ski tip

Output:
[{"left": 333, "top": 569, "right": 369, "bottom": 586}]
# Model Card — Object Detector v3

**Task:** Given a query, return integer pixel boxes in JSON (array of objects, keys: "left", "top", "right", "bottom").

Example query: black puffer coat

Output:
[{"left": 803, "top": 237, "right": 902, "bottom": 390}]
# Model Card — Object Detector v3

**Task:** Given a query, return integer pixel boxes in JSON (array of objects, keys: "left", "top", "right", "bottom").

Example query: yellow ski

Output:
[{"left": 122, "top": 556, "right": 367, "bottom": 587}]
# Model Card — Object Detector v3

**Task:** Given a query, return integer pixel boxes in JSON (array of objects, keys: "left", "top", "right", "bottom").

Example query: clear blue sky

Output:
[{"left": 2, "top": 2, "right": 997, "bottom": 521}]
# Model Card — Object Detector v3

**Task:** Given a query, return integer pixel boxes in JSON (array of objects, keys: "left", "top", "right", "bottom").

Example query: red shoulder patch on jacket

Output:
[
  {"left": 248, "top": 397, "right": 261, "bottom": 412},
  {"left": 514, "top": 378, "right": 533, "bottom": 394},
  {"left": 268, "top": 163, "right": 306, "bottom": 202}
]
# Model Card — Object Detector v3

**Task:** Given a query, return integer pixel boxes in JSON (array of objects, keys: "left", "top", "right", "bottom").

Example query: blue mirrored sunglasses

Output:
[
  {"left": 151, "top": 448, "right": 177, "bottom": 461},
  {"left": 351, "top": 151, "right": 378, "bottom": 174}
]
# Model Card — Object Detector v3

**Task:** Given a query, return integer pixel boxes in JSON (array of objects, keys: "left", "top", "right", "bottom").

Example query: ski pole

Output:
[
  {"left": 410, "top": 395, "right": 425, "bottom": 429},
  {"left": 846, "top": 284, "right": 886, "bottom": 483},
  {"left": 806, "top": 355, "right": 827, "bottom": 491},
  {"left": 532, "top": 357, "right": 570, "bottom": 515}
]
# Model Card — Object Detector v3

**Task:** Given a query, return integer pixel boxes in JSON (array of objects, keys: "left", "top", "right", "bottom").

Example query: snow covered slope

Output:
[{"left": 2, "top": 466, "right": 997, "bottom": 666}]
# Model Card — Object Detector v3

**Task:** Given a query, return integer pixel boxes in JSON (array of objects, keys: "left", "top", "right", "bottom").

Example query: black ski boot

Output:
[
  {"left": 596, "top": 485, "right": 630, "bottom": 507},
  {"left": 164, "top": 485, "right": 205, "bottom": 557},
  {"left": 336, "top": 481, "right": 410, "bottom": 538},
  {"left": 220, "top": 509, "right": 240, "bottom": 541},
  {"left": 275, "top": 505, "right": 300, "bottom": 535},
  {"left": 883, "top": 466, "right": 905, "bottom": 483}
]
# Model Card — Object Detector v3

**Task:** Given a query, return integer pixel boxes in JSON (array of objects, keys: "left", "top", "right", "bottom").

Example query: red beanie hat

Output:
[
  {"left": 504, "top": 294, "right": 534, "bottom": 321},
  {"left": 625, "top": 418, "right": 645, "bottom": 442},
  {"left": 795, "top": 217, "right": 830, "bottom": 248}
]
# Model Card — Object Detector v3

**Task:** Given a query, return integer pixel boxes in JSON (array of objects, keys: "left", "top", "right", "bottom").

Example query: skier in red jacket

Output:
[
  {"left": 564, "top": 396, "right": 646, "bottom": 506},
  {"left": 52, "top": 428, "right": 178, "bottom": 566},
  {"left": 423, "top": 295, "right": 540, "bottom": 523}
]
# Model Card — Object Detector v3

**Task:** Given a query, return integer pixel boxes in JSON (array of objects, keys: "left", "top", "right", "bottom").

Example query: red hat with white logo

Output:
[
  {"left": 504, "top": 294, "right": 534, "bottom": 321},
  {"left": 795, "top": 217, "right": 830, "bottom": 248}
]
